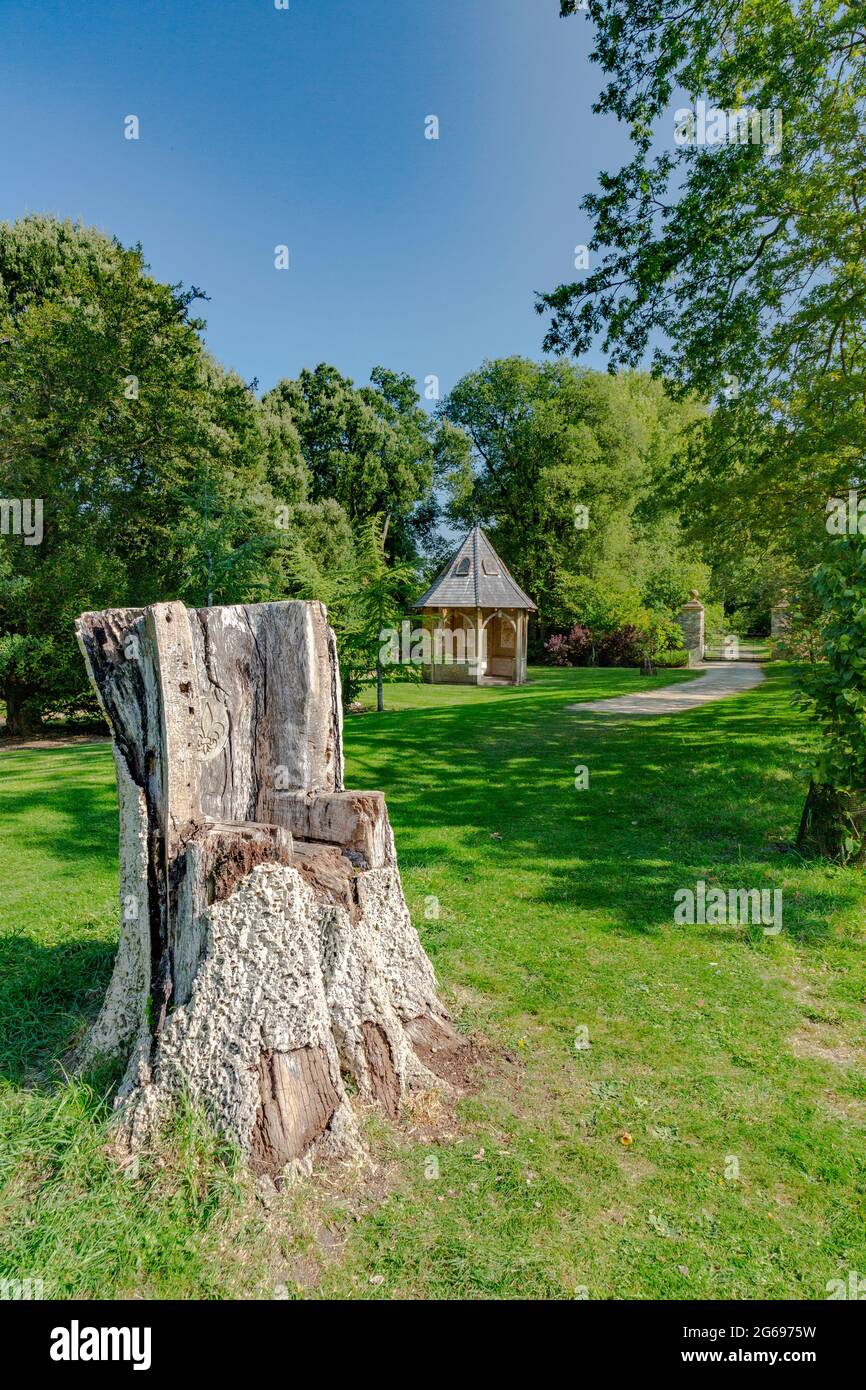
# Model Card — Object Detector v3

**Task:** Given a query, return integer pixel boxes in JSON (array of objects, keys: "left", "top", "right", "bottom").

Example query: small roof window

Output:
[
  {"left": 482, "top": 556, "right": 500, "bottom": 576},
  {"left": 454, "top": 556, "right": 471, "bottom": 576}
]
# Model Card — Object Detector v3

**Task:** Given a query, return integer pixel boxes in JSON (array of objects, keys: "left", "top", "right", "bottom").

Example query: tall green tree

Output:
[
  {"left": 353, "top": 515, "right": 420, "bottom": 712},
  {"left": 262, "top": 363, "right": 436, "bottom": 559},
  {"left": 543, "top": 0, "right": 866, "bottom": 834},
  {"left": 545, "top": 2, "right": 864, "bottom": 421},
  {"left": 543, "top": 0, "right": 866, "bottom": 548},
  {"left": 439, "top": 357, "right": 701, "bottom": 628},
  {"left": 0, "top": 216, "right": 281, "bottom": 733}
]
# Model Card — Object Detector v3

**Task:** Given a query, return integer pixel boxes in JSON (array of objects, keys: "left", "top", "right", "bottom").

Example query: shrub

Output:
[
  {"left": 653, "top": 648, "right": 689, "bottom": 668},
  {"left": 548, "top": 573, "right": 650, "bottom": 634},
  {"left": 542, "top": 625, "right": 593, "bottom": 667},
  {"left": 543, "top": 633, "right": 573, "bottom": 667},
  {"left": 644, "top": 612, "right": 683, "bottom": 656},
  {"left": 596, "top": 624, "right": 645, "bottom": 667},
  {"left": 773, "top": 587, "right": 824, "bottom": 663},
  {"left": 544, "top": 617, "right": 691, "bottom": 669},
  {"left": 796, "top": 538, "right": 866, "bottom": 787}
]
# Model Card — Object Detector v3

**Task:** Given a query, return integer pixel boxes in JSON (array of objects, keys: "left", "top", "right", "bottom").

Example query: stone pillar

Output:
[
  {"left": 678, "top": 591, "right": 705, "bottom": 666},
  {"left": 770, "top": 600, "right": 790, "bottom": 641},
  {"left": 770, "top": 597, "right": 790, "bottom": 659}
]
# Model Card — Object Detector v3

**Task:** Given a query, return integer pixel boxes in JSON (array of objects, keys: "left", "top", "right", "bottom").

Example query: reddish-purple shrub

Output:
[
  {"left": 595, "top": 624, "right": 646, "bottom": 667},
  {"left": 543, "top": 625, "right": 594, "bottom": 666},
  {"left": 543, "top": 633, "right": 573, "bottom": 666},
  {"left": 565, "top": 625, "right": 593, "bottom": 664}
]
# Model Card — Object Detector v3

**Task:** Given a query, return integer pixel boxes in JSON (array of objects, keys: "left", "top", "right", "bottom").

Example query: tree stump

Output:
[{"left": 76, "top": 599, "right": 465, "bottom": 1177}]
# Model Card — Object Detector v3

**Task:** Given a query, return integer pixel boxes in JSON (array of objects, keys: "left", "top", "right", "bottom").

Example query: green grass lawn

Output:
[{"left": 1, "top": 664, "right": 865, "bottom": 1300}]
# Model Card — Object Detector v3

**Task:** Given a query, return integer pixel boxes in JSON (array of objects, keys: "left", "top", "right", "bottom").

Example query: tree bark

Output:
[
  {"left": 76, "top": 598, "right": 466, "bottom": 1178},
  {"left": 796, "top": 779, "right": 866, "bottom": 866}
]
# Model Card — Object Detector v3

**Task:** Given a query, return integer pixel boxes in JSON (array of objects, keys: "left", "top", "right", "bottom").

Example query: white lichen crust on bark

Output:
[
  {"left": 75, "top": 598, "right": 466, "bottom": 1179},
  {"left": 119, "top": 860, "right": 455, "bottom": 1176}
]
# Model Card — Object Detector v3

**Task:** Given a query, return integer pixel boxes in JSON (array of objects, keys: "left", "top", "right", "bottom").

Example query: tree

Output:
[
  {"left": 363, "top": 367, "right": 442, "bottom": 559},
  {"left": 545, "top": 2, "right": 865, "bottom": 429},
  {"left": 353, "top": 515, "right": 420, "bottom": 712},
  {"left": 439, "top": 356, "right": 702, "bottom": 629},
  {"left": 542, "top": 1, "right": 866, "bottom": 528},
  {"left": 542, "top": 1, "right": 866, "bottom": 844},
  {"left": 796, "top": 539, "right": 866, "bottom": 862},
  {"left": 282, "top": 514, "right": 419, "bottom": 710},
  {"left": 0, "top": 217, "right": 283, "bottom": 734},
  {"left": 76, "top": 598, "right": 466, "bottom": 1174},
  {"left": 262, "top": 364, "right": 436, "bottom": 558}
]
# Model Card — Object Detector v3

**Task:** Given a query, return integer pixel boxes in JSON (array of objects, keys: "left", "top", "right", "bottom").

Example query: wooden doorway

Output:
[{"left": 485, "top": 612, "right": 517, "bottom": 680}]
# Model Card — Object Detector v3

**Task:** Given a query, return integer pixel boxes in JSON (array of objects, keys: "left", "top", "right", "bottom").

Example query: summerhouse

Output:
[{"left": 412, "top": 526, "right": 536, "bottom": 685}]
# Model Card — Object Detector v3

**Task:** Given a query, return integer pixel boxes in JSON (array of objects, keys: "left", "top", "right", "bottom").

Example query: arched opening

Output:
[
  {"left": 483, "top": 610, "right": 518, "bottom": 681},
  {"left": 430, "top": 610, "right": 475, "bottom": 668}
]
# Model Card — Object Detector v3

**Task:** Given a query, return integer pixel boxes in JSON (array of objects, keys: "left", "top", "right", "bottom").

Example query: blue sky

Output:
[{"left": 2, "top": 0, "right": 631, "bottom": 398}]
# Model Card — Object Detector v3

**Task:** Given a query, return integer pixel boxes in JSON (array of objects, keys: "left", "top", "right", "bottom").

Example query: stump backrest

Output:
[{"left": 76, "top": 599, "right": 344, "bottom": 856}]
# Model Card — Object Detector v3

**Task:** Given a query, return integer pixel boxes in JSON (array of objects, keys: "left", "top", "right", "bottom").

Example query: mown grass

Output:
[{"left": 1, "top": 663, "right": 864, "bottom": 1299}]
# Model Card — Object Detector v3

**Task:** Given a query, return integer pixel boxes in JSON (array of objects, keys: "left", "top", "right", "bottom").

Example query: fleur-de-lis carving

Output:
[{"left": 197, "top": 696, "right": 229, "bottom": 759}]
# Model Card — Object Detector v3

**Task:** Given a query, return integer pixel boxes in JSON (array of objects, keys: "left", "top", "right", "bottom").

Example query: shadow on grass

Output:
[
  {"left": 1, "top": 744, "right": 118, "bottom": 1088},
  {"left": 0, "top": 744, "right": 118, "bottom": 867},
  {"left": 0, "top": 664, "right": 851, "bottom": 1092},
  {"left": 346, "top": 665, "right": 854, "bottom": 946},
  {"left": 0, "top": 932, "right": 116, "bottom": 1088}
]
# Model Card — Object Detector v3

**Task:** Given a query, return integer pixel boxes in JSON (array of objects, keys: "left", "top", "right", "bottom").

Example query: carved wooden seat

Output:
[{"left": 77, "top": 599, "right": 464, "bottom": 1177}]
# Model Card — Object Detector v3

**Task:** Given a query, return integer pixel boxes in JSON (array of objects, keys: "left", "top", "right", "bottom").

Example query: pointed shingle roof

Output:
[{"left": 413, "top": 526, "right": 536, "bottom": 611}]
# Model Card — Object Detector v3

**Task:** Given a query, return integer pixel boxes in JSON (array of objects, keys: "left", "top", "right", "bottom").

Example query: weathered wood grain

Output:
[
  {"left": 251, "top": 1048, "right": 341, "bottom": 1176},
  {"left": 76, "top": 598, "right": 465, "bottom": 1177}
]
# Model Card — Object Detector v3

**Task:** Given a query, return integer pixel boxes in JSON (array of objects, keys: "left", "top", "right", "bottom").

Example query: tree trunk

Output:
[
  {"left": 75, "top": 599, "right": 466, "bottom": 1179},
  {"left": 796, "top": 779, "right": 866, "bottom": 865},
  {"left": 3, "top": 682, "right": 43, "bottom": 737}
]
